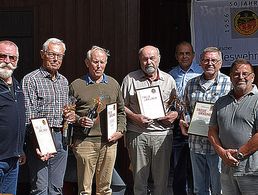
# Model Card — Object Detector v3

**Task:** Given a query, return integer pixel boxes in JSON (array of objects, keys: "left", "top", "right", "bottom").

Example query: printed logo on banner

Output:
[
  {"left": 191, "top": 0, "right": 258, "bottom": 66},
  {"left": 231, "top": 8, "right": 258, "bottom": 38}
]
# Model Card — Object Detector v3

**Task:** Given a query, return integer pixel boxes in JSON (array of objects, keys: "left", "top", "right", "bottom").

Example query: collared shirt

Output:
[
  {"left": 184, "top": 71, "right": 232, "bottom": 154},
  {"left": 121, "top": 69, "right": 177, "bottom": 135},
  {"left": 84, "top": 73, "right": 108, "bottom": 84},
  {"left": 169, "top": 62, "right": 203, "bottom": 99},
  {"left": 70, "top": 74, "right": 126, "bottom": 138},
  {"left": 22, "top": 66, "right": 69, "bottom": 128},
  {"left": 210, "top": 85, "right": 258, "bottom": 175},
  {"left": 169, "top": 63, "right": 203, "bottom": 140}
]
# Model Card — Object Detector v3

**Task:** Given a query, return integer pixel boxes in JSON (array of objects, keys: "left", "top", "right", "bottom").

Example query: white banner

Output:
[{"left": 191, "top": 0, "right": 258, "bottom": 67}]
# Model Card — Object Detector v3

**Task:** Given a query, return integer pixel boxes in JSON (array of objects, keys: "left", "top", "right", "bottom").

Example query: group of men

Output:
[
  {"left": 0, "top": 38, "right": 126, "bottom": 195},
  {"left": 0, "top": 38, "right": 258, "bottom": 195}
]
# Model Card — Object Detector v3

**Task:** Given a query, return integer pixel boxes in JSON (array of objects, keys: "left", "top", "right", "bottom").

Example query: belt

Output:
[{"left": 52, "top": 127, "right": 62, "bottom": 132}]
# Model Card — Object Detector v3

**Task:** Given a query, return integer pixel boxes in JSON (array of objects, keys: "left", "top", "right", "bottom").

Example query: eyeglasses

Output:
[
  {"left": 232, "top": 72, "right": 253, "bottom": 79},
  {"left": 202, "top": 59, "right": 221, "bottom": 65},
  {"left": 44, "top": 51, "right": 64, "bottom": 60},
  {"left": 0, "top": 53, "right": 18, "bottom": 62}
]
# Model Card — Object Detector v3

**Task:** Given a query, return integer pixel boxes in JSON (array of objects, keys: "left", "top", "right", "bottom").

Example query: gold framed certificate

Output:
[
  {"left": 188, "top": 102, "right": 214, "bottom": 137},
  {"left": 107, "top": 103, "right": 117, "bottom": 140},
  {"left": 136, "top": 86, "right": 165, "bottom": 119},
  {"left": 31, "top": 118, "right": 57, "bottom": 155}
]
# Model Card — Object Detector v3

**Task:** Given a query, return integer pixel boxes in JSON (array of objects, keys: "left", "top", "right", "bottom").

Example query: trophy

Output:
[
  {"left": 168, "top": 96, "right": 185, "bottom": 114},
  {"left": 168, "top": 95, "right": 191, "bottom": 124},
  {"left": 82, "top": 103, "right": 99, "bottom": 136},
  {"left": 82, "top": 98, "right": 101, "bottom": 136},
  {"left": 62, "top": 96, "right": 77, "bottom": 146}
]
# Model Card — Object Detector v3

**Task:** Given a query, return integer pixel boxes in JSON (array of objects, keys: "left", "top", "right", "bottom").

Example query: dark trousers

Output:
[
  {"left": 168, "top": 137, "right": 193, "bottom": 195},
  {"left": 27, "top": 131, "right": 68, "bottom": 195}
]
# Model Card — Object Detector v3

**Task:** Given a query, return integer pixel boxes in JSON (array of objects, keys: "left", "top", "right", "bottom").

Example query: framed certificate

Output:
[
  {"left": 107, "top": 103, "right": 117, "bottom": 140},
  {"left": 136, "top": 86, "right": 165, "bottom": 119},
  {"left": 31, "top": 118, "right": 57, "bottom": 155},
  {"left": 188, "top": 102, "right": 214, "bottom": 137}
]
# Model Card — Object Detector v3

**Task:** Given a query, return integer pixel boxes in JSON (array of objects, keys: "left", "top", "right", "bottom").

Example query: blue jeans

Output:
[
  {"left": 27, "top": 131, "right": 68, "bottom": 195},
  {"left": 0, "top": 157, "right": 19, "bottom": 195},
  {"left": 190, "top": 151, "right": 221, "bottom": 195}
]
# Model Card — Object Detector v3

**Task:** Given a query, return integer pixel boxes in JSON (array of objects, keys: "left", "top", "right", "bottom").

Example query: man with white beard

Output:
[
  {"left": 121, "top": 45, "right": 178, "bottom": 195},
  {"left": 0, "top": 40, "right": 26, "bottom": 195}
]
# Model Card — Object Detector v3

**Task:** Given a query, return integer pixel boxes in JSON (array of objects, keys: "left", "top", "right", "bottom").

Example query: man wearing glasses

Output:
[
  {"left": 0, "top": 40, "right": 26, "bottom": 195},
  {"left": 180, "top": 47, "right": 232, "bottom": 195},
  {"left": 209, "top": 58, "right": 258, "bottom": 195},
  {"left": 22, "top": 38, "right": 74, "bottom": 194}
]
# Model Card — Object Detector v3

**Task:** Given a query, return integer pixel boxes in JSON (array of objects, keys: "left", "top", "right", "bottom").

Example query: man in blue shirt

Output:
[
  {"left": 168, "top": 41, "right": 202, "bottom": 195},
  {"left": 169, "top": 41, "right": 203, "bottom": 98}
]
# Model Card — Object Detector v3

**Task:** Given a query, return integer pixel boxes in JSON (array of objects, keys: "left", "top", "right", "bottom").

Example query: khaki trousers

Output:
[{"left": 73, "top": 139, "right": 117, "bottom": 195}]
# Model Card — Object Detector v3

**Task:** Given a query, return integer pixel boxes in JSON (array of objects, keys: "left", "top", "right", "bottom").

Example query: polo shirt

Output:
[{"left": 210, "top": 85, "right": 258, "bottom": 176}]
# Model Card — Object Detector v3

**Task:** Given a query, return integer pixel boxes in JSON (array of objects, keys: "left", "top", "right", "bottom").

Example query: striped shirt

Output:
[
  {"left": 184, "top": 71, "right": 232, "bottom": 154},
  {"left": 22, "top": 67, "right": 69, "bottom": 128}
]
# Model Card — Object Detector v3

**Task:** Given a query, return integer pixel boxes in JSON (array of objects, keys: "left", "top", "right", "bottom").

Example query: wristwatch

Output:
[{"left": 236, "top": 151, "right": 244, "bottom": 161}]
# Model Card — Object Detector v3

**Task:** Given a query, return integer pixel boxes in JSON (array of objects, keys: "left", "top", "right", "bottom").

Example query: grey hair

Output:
[
  {"left": 42, "top": 38, "right": 66, "bottom": 52},
  {"left": 0, "top": 40, "right": 19, "bottom": 57},
  {"left": 86, "top": 45, "right": 110, "bottom": 60},
  {"left": 138, "top": 46, "right": 161, "bottom": 59},
  {"left": 200, "top": 47, "right": 222, "bottom": 61}
]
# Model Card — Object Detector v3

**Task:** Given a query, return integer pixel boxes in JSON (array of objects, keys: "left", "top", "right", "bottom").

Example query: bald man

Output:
[{"left": 121, "top": 45, "right": 178, "bottom": 195}]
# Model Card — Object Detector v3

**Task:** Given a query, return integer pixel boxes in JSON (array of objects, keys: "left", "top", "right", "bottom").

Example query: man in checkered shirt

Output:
[
  {"left": 22, "top": 38, "right": 74, "bottom": 195},
  {"left": 180, "top": 47, "right": 232, "bottom": 195}
]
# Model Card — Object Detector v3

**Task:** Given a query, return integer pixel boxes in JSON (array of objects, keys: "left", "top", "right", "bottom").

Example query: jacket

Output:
[{"left": 0, "top": 77, "right": 26, "bottom": 160}]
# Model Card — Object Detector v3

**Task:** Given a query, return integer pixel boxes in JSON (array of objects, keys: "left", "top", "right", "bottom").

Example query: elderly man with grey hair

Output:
[
  {"left": 22, "top": 38, "right": 75, "bottom": 195},
  {"left": 70, "top": 45, "right": 126, "bottom": 195},
  {"left": 121, "top": 45, "right": 178, "bottom": 195},
  {"left": 0, "top": 40, "right": 26, "bottom": 195},
  {"left": 180, "top": 47, "right": 232, "bottom": 195}
]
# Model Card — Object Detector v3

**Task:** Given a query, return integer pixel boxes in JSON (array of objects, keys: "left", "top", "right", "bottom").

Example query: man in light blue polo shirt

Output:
[{"left": 168, "top": 41, "right": 202, "bottom": 195}]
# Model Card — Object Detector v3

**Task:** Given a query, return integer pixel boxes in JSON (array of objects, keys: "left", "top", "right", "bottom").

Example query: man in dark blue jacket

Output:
[{"left": 0, "top": 40, "right": 26, "bottom": 195}]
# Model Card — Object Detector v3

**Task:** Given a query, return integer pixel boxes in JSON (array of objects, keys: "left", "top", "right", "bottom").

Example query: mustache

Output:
[{"left": 0, "top": 62, "right": 17, "bottom": 70}]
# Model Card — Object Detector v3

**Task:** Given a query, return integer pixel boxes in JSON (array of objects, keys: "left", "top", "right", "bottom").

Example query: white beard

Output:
[
  {"left": 0, "top": 68, "right": 13, "bottom": 79},
  {"left": 145, "top": 64, "right": 156, "bottom": 75},
  {"left": 0, "top": 62, "right": 17, "bottom": 79}
]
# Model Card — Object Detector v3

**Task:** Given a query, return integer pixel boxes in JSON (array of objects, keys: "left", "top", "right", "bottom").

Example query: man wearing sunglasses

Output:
[{"left": 0, "top": 40, "right": 26, "bottom": 195}]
